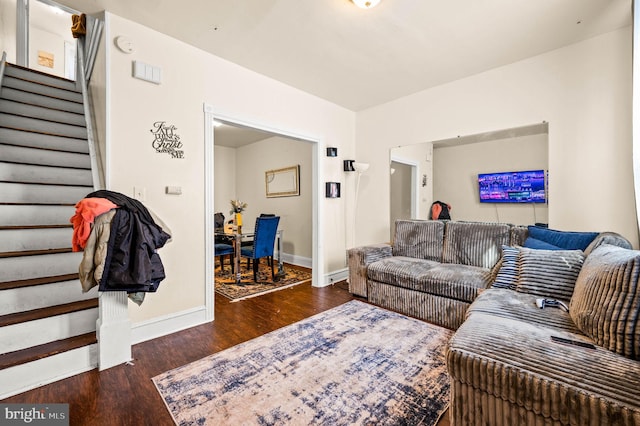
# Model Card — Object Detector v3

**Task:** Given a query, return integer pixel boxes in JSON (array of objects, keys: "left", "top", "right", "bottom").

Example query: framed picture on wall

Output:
[
  {"left": 326, "top": 147, "right": 338, "bottom": 157},
  {"left": 325, "top": 182, "right": 340, "bottom": 198},
  {"left": 265, "top": 165, "right": 300, "bottom": 197}
]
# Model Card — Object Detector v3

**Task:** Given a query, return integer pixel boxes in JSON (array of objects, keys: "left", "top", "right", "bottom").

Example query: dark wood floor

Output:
[{"left": 1, "top": 280, "right": 450, "bottom": 425}]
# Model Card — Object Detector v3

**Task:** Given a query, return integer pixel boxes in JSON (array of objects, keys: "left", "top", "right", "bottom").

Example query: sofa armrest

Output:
[
  {"left": 347, "top": 244, "right": 392, "bottom": 297},
  {"left": 584, "top": 232, "right": 633, "bottom": 256}
]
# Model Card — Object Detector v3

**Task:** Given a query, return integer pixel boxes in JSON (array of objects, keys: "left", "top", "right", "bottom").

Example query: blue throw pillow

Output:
[
  {"left": 523, "top": 237, "right": 562, "bottom": 250},
  {"left": 527, "top": 226, "right": 599, "bottom": 251}
]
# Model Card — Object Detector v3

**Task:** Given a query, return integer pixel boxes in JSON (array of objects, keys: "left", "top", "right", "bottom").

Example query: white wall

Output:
[
  {"left": 433, "top": 133, "right": 548, "bottom": 225},
  {"left": 356, "top": 27, "right": 638, "bottom": 248},
  {"left": 104, "top": 13, "right": 354, "bottom": 325}
]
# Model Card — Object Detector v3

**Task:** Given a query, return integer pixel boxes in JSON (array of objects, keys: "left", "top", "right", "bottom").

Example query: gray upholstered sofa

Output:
[
  {"left": 447, "top": 243, "right": 640, "bottom": 425},
  {"left": 347, "top": 220, "right": 529, "bottom": 329},
  {"left": 347, "top": 219, "right": 639, "bottom": 424}
]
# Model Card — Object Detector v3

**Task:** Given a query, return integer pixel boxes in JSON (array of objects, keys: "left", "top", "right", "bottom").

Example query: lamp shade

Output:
[
  {"left": 352, "top": 0, "right": 381, "bottom": 9},
  {"left": 352, "top": 162, "right": 370, "bottom": 173}
]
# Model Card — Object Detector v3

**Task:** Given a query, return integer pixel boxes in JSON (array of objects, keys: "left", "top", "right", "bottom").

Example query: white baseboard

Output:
[
  {"left": 281, "top": 252, "right": 312, "bottom": 268},
  {"left": 131, "top": 306, "right": 209, "bottom": 345},
  {"left": 320, "top": 267, "right": 349, "bottom": 287}
]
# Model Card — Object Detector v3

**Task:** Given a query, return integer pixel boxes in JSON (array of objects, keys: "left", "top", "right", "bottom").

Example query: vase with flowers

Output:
[{"left": 230, "top": 199, "right": 247, "bottom": 232}]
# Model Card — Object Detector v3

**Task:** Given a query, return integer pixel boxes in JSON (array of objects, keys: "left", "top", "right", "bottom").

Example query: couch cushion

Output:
[
  {"left": 522, "top": 236, "right": 564, "bottom": 250},
  {"left": 492, "top": 245, "right": 584, "bottom": 301},
  {"left": 515, "top": 247, "right": 584, "bottom": 301},
  {"left": 367, "top": 256, "right": 440, "bottom": 291},
  {"left": 492, "top": 246, "right": 519, "bottom": 290},
  {"left": 448, "top": 312, "right": 640, "bottom": 424},
  {"left": 367, "top": 257, "right": 491, "bottom": 303},
  {"left": 570, "top": 244, "right": 640, "bottom": 360},
  {"left": 442, "top": 221, "right": 511, "bottom": 268},
  {"left": 392, "top": 220, "right": 444, "bottom": 261},
  {"left": 526, "top": 225, "right": 599, "bottom": 251},
  {"left": 468, "top": 288, "right": 580, "bottom": 332}
]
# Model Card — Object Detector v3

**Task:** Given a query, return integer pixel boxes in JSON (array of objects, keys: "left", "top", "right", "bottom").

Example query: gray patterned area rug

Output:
[{"left": 153, "top": 300, "right": 453, "bottom": 425}]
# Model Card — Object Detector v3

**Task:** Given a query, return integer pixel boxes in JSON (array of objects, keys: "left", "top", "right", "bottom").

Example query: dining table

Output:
[{"left": 215, "top": 227, "right": 284, "bottom": 284}]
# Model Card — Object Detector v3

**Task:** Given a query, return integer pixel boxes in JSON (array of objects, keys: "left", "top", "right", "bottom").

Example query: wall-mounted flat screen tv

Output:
[{"left": 478, "top": 169, "right": 546, "bottom": 203}]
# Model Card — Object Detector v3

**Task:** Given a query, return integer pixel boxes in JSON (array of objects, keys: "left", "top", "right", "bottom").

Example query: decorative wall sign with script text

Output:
[{"left": 150, "top": 121, "right": 184, "bottom": 159}]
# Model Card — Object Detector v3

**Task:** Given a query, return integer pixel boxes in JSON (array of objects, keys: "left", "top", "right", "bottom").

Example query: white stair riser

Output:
[
  {"left": 0, "top": 113, "right": 87, "bottom": 139},
  {"left": 0, "top": 145, "right": 91, "bottom": 169},
  {"left": 0, "top": 182, "right": 91, "bottom": 204},
  {"left": 0, "top": 99, "right": 86, "bottom": 126},
  {"left": 0, "top": 205, "right": 75, "bottom": 227},
  {"left": 0, "top": 280, "right": 97, "bottom": 315},
  {"left": 0, "top": 344, "right": 97, "bottom": 400},
  {"left": 0, "top": 87, "right": 84, "bottom": 114},
  {"left": 4, "top": 66, "right": 78, "bottom": 92},
  {"left": 0, "top": 228, "right": 73, "bottom": 253},
  {"left": 2, "top": 76, "right": 82, "bottom": 103},
  {"left": 0, "top": 128, "right": 89, "bottom": 153},
  {"left": 0, "top": 308, "right": 98, "bottom": 354},
  {"left": 0, "top": 163, "right": 93, "bottom": 186},
  {"left": 0, "top": 251, "right": 82, "bottom": 282}
]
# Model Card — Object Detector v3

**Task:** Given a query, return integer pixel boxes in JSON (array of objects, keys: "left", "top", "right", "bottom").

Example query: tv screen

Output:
[{"left": 478, "top": 170, "right": 546, "bottom": 203}]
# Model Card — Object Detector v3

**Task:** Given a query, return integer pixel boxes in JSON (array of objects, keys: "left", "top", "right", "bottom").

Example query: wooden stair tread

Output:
[
  {"left": 0, "top": 298, "right": 98, "bottom": 328},
  {"left": 4, "top": 64, "right": 80, "bottom": 95},
  {"left": 0, "top": 224, "right": 72, "bottom": 231},
  {"left": 0, "top": 125, "right": 88, "bottom": 141},
  {"left": 0, "top": 247, "right": 72, "bottom": 258},
  {"left": 6, "top": 63, "right": 77, "bottom": 85},
  {"left": 0, "top": 332, "right": 96, "bottom": 370},
  {"left": 0, "top": 202, "right": 76, "bottom": 207},
  {"left": 0, "top": 180, "right": 93, "bottom": 187},
  {"left": 0, "top": 273, "right": 79, "bottom": 291},
  {"left": 0, "top": 159, "right": 92, "bottom": 171}
]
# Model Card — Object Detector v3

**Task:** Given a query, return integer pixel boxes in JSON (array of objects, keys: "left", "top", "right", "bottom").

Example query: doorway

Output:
[
  {"left": 389, "top": 158, "right": 418, "bottom": 241},
  {"left": 15, "top": 0, "right": 78, "bottom": 79},
  {"left": 203, "top": 104, "right": 323, "bottom": 321}
]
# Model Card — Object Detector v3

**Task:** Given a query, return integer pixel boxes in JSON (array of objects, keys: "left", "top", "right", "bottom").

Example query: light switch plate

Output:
[
  {"left": 133, "top": 186, "right": 146, "bottom": 201},
  {"left": 166, "top": 186, "right": 182, "bottom": 195}
]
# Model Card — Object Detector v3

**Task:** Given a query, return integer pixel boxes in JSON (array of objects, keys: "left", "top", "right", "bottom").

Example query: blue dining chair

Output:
[
  {"left": 241, "top": 216, "right": 280, "bottom": 282},
  {"left": 215, "top": 243, "right": 235, "bottom": 273}
]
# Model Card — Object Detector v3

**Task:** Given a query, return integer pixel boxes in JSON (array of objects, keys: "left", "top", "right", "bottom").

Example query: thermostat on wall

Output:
[{"left": 114, "top": 36, "right": 135, "bottom": 54}]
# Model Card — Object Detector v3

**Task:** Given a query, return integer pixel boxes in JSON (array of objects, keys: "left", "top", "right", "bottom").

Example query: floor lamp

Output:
[{"left": 351, "top": 162, "right": 370, "bottom": 248}]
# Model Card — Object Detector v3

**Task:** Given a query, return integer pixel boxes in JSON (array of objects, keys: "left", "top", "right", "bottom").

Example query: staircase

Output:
[{"left": 0, "top": 62, "right": 99, "bottom": 399}]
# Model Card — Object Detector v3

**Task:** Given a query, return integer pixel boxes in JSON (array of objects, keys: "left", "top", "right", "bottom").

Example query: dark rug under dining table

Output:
[{"left": 214, "top": 261, "right": 312, "bottom": 302}]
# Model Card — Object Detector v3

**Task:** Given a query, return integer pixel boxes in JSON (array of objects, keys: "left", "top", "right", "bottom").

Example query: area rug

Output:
[
  {"left": 215, "top": 262, "right": 312, "bottom": 302},
  {"left": 153, "top": 300, "right": 453, "bottom": 425}
]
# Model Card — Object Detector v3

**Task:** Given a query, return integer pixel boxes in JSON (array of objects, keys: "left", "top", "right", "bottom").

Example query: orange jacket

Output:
[{"left": 70, "top": 197, "right": 118, "bottom": 251}]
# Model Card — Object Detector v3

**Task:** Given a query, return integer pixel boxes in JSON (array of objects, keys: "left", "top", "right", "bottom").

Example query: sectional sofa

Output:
[{"left": 347, "top": 220, "right": 639, "bottom": 424}]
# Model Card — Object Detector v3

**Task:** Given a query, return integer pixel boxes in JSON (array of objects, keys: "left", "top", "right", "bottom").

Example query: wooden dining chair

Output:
[{"left": 240, "top": 216, "right": 280, "bottom": 282}]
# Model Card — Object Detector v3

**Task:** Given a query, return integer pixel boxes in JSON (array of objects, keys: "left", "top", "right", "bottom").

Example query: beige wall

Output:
[
  {"left": 105, "top": 13, "right": 354, "bottom": 325},
  {"left": 0, "top": 0, "right": 17, "bottom": 62},
  {"left": 236, "top": 136, "right": 313, "bottom": 260},
  {"left": 356, "top": 27, "right": 637, "bottom": 248},
  {"left": 433, "top": 133, "right": 548, "bottom": 225},
  {"left": 213, "top": 145, "right": 237, "bottom": 217}
]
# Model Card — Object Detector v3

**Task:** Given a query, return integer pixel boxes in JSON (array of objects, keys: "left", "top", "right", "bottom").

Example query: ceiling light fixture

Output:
[{"left": 352, "top": 0, "right": 381, "bottom": 9}]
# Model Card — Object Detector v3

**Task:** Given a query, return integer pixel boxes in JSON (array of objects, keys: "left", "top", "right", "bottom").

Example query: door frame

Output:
[
  {"left": 203, "top": 103, "right": 324, "bottom": 322},
  {"left": 15, "top": 0, "right": 78, "bottom": 68}
]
